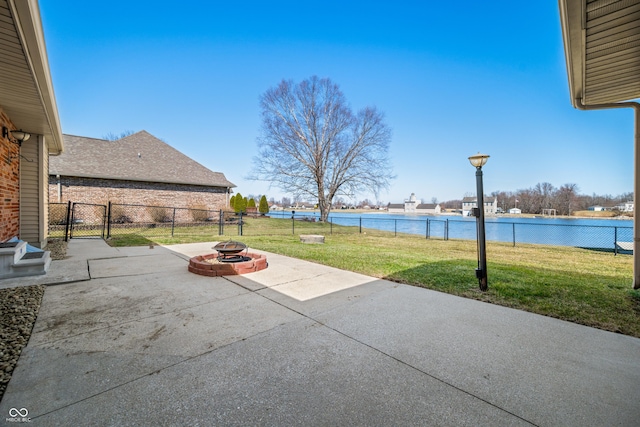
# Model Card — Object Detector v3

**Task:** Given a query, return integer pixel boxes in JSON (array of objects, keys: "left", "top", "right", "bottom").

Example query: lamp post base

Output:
[{"left": 475, "top": 268, "right": 488, "bottom": 291}]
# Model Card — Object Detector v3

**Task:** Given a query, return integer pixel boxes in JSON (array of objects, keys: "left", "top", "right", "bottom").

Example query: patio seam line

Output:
[
  {"left": 221, "top": 276, "right": 267, "bottom": 291},
  {"left": 253, "top": 289, "right": 539, "bottom": 427},
  {"left": 42, "top": 278, "right": 91, "bottom": 287},
  {"left": 245, "top": 272, "right": 332, "bottom": 289}
]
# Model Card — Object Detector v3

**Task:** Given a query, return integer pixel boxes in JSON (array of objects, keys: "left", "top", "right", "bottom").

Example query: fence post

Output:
[
  {"left": 512, "top": 223, "right": 516, "bottom": 247},
  {"left": 394, "top": 219, "right": 397, "bottom": 237},
  {"left": 426, "top": 218, "right": 429, "bottom": 239},
  {"left": 445, "top": 219, "right": 449, "bottom": 241},
  {"left": 291, "top": 211, "right": 295, "bottom": 235},
  {"left": 238, "top": 211, "right": 243, "bottom": 236},
  {"left": 64, "top": 201, "right": 72, "bottom": 241},
  {"left": 219, "top": 209, "right": 223, "bottom": 235},
  {"left": 107, "top": 202, "right": 112, "bottom": 239},
  {"left": 171, "top": 208, "right": 176, "bottom": 237},
  {"left": 359, "top": 217, "right": 362, "bottom": 234},
  {"left": 69, "top": 202, "right": 76, "bottom": 240},
  {"left": 101, "top": 204, "right": 107, "bottom": 239},
  {"left": 614, "top": 226, "right": 618, "bottom": 256},
  {"left": 330, "top": 218, "right": 333, "bottom": 235}
]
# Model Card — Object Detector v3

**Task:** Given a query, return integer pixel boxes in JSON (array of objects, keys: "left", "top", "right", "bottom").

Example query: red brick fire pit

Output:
[{"left": 188, "top": 251, "right": 268, "bottom": 277}]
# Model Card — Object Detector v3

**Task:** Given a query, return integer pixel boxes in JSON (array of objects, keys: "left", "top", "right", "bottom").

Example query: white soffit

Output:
[
  {"left": 0, "top": 0, "right": 63, "bottom": 154},
  {"left": 560, "top": 0, "right": 640, "bottom": 106}
]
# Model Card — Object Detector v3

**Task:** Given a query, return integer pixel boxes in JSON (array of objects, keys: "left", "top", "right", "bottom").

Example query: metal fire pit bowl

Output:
[{"left": 213, "top": 240, "right": 249, "bottom": 262}]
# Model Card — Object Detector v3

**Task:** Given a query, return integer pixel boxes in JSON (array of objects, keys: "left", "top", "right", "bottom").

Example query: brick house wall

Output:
[
  {"left": 49, "top": 175, "right": 230, "bottom": 212},
  {"left": 0, "top": 108, "right": 20, "bottom": 241}
]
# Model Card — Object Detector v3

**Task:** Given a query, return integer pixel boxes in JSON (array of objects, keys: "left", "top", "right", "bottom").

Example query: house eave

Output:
[
  {"left": 50, "top": 172, "right": 236, "bottom": 189},
  {"left": 559, "top": 0, "right": 640, "bottom": 107},
  {"left": 3, "top": 0, "right": 64, "bottom": 154}
]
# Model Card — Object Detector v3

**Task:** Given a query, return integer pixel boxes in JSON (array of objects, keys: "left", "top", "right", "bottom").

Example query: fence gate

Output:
[{"left": 69, "top": 202, "right": 107, "bottom": 239}]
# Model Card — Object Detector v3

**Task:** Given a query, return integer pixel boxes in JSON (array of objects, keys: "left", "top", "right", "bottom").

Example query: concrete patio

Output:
[{"left": 0, "top": 239, "right": 639, "bottom": 426}]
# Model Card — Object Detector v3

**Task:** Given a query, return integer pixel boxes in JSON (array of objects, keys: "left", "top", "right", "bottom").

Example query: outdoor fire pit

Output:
[
  {"left": 212, "top": 240, "right": 249, "bottom": 262},
  {"left": 188, "top": 240, "right": 268, "bottom": 276}
]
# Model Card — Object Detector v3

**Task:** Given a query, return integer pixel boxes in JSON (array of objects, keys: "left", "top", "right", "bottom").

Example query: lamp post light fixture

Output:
[{"left": 468, "top": 153, "right": 490, "bottom": 291}]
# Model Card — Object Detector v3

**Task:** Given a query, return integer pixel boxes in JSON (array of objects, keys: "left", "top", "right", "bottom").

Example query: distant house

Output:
[
  {"left": 416, "top": 204, "right": 441, "bottom": 214},
  {"left": 462, "top": 196, "right": 498, "bottom": 216},
  {"left": 387, "top": 203, "right": 405, "bottom": 213},
  {"left": 588, "top": 206, "right": 606, "bottom": 211},
  {"left": 508, "top": 208, "right": 522, "bottom": 214},
  {"left": 389, "top": 193, "right": 437, "bottom": 214},
  {"left": 404, "top": 193, "right": 418, "bottom": 212},
  {"left": 49, "top": 131, "right": 235, "bottom": 211},
  {"left": 616, "top": 201, "right": 634, "bottom": 212},
  {"left": 292, "top": 202, "right": 315, "bottom": 210}
]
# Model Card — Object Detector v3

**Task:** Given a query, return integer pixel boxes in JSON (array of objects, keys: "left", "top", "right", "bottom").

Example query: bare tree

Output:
[
  {"left": 491, "top": 190, "right": 513, "bottom": 212},
  {"left": 532, "top": 182, "right": 556, "bottom": 214},
  {"left": 441, "top": 199, "right": 462, "bottom": 210},
  {"left": 251, "top": 76, "right": 394, "bottom": 222},
  {"left": 103, "top": 130, "right": 135, "bottom": 141},
  {"left": 555, "top": 183, "right": 579, "bottom": 216}
]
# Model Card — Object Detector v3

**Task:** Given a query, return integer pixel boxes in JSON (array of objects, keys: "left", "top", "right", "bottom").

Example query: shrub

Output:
[
  {"left": 110, "top": 204, "right": 131, "bottom": 223},
  {"left": 49, "top": 203, "right": 68, "bottom": 225},
  {"left": 148, "top": 206, "right": 171, "bottom": 223},
  {"left": 259, "top": 195, "right": 269, "bottom": 215},
  {"left": 248, "top": 198, "right": 256, "bottom": 208},
  {"left": 190, "top": 204, "right": 210, "bottom": 222},
  {"left": 234, "top": 192, "right": 247, "bottom": 213}
]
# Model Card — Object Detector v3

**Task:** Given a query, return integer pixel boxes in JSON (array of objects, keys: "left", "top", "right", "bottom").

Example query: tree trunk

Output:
[{"left": 318, "top": 197, "right": 330, "bottom": 222}]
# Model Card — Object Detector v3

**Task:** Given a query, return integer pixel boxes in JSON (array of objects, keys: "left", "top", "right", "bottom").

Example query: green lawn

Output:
[{"left": 104, "top": 217, "right": 640, "bottom": 337}]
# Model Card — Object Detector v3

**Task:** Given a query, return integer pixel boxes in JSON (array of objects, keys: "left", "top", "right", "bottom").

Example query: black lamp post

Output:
[{"left": 469, "top": 153, "right": 490, "bottom": 291}]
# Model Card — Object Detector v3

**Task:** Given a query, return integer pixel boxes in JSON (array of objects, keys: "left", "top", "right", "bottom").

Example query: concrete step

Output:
[
  {"left": 0, "top": 241, "right": 51, "bottom": 279},
  {"left": 0, "top": 241, "right": 27, "bottom": 268}
]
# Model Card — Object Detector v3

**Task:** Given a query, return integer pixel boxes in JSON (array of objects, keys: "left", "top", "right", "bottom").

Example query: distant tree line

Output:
[
  {"left": 103, "top": 130, "right": 135, "bottom": 141},
  {"left": 440, "top": 182, "right": 632, "bottom": 216}
]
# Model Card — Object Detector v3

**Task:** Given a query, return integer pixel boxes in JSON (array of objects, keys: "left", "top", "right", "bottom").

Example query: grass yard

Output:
[{"left": 105, "top": 216, "right": 640, "bottom": 337}]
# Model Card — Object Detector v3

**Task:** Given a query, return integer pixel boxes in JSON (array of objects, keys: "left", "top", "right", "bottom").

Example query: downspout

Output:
[
  {"left": 575, "top": 99, "right": 640, "bottom": 289},
  {"left": 56, "top": 174, "right": 61, "bottom": 202}
]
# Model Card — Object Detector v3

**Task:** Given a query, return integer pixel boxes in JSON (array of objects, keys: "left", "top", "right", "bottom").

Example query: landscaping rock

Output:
[{"left": 0, "top": 285, "right": 45, "bottom": 400}]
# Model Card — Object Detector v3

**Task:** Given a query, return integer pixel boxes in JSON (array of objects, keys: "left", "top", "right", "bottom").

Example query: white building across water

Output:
[
  {"left": 388, "top": 193, "right": 441, "bottom": 214},
  {"left": 462, "top": 196, "right": 498, "bottom": 217}
]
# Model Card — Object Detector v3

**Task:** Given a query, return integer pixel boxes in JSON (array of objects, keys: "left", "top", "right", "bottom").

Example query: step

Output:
[
  {"left": 8, "top": 251, "right": 52, "bottom": 278},
  {"left": 0, "top": 241, "right": 27, "bottom": 269},
  {"left": 0, "top": 240, "right": 51, "bottom": 279}
]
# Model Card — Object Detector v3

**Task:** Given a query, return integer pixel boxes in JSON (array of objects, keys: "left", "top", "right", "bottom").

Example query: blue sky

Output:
[{"left": 39, "top": 1, "right": 634, "bottom": 204}]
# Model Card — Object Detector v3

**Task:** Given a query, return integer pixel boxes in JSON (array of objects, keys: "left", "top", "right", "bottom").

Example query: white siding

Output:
[{"left": 19, "top": 135, "right": 46, "bottom": 247}]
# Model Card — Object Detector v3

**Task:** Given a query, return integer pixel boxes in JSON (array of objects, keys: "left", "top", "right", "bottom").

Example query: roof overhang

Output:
[
  {"left": 559, "top": 0, "right": 640, "bottom": 107},
  {"left": 0, "top": 0, "right": 63, "bottom": 154}
]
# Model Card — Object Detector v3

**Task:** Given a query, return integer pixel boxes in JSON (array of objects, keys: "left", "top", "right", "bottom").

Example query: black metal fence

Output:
[
  {"left": 49, "top": 202, "right": 249, "bottom": 240},
  {"left": 48, "top": 202, "right": 633, "bottom": 254},
  {"left": 49, "top": 202, "right": 106, "bottom": 239},
  {"left": 264, "top": 211, "right": 634, "bottom": 255}
]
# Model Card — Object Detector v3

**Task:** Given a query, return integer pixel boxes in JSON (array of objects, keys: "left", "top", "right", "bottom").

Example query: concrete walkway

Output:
[{"left": 1, "top": 239, "right": 639, "bottom": 426}]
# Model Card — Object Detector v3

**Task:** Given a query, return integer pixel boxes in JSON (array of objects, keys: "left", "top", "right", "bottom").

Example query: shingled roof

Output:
[
  {"left": 49, "top": 131, "right": 235, "bottom": 188},
  {"left": 416, "top": 204, "right": 438, "bottom": 209},
  {"left": 462, "top": 197, "right": 496, "bottom": 203}
]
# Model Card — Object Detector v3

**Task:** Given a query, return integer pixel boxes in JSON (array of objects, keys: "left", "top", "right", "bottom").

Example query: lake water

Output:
[{"left": 270, "top": 211, "right": 633, "bottom": 250}]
